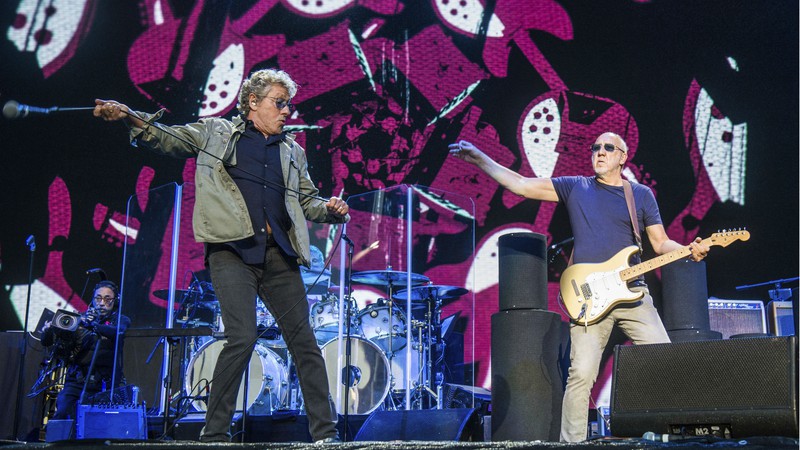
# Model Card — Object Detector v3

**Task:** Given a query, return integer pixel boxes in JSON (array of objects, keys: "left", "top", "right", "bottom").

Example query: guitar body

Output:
[
  {"left": 558, "top": 230, "right": 749, "bottom": 325},
  {"left": 559, "top": 246, "right": 645, "bottom": 325}
]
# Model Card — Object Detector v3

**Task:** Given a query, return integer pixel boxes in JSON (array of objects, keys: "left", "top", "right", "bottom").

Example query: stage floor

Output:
[{"left": 0, "top": 437, "right": 798, "bottom": 450}]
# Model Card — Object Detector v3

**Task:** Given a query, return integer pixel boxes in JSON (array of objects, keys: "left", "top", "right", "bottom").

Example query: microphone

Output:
[
  {"left": 3, "top": 101, "right": 53, "bottom": 119},
  {"left": 642, "top": 431, "right": 694, "bottom": 442},
  {"left": 25, "top": 235, "right": 36, "bottom": 252},
  {"left": 2, "top": 100, "right": 94, "bottom": 120},
  {"left": 86, "top": 268, "right": 108, "bottom": 280}
]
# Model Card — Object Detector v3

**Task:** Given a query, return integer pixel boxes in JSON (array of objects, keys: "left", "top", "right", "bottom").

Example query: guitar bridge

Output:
[{"left": 580, "top": 283, "right": 592, "bottom": 301}]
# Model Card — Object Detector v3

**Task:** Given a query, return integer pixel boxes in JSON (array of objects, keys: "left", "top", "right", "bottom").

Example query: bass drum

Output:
[
  {"left": 185, "top": 338, "right": 288, "bottom": 414},
  {"left": 320, "top": 336, "right": 390, "bottom": 415}
]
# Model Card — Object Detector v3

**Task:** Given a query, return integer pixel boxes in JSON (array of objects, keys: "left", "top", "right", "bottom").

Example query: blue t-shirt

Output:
[{"left": 551, "top": 176, "right": 662, "bottom": 268}]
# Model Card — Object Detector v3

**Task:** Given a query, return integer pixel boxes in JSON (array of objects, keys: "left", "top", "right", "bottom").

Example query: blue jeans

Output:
[{"left": 200, "top": 246, "right": 338, "bottom": 442}]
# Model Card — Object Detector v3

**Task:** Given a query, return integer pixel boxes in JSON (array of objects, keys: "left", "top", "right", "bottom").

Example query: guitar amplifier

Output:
[
  {"left": 708, "top": 299, "right": 766, "bottom": 339},
  {"left": 76, "top": 404, "right": 146, "bottom": 439},
  {"left": 768, "top": 301, "right": 795, "bottom": 336}
]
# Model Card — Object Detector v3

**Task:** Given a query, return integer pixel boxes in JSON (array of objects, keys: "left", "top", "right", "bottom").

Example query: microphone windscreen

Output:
[{"left": 3, "top": 101, "right": 20, "bottom": 119}]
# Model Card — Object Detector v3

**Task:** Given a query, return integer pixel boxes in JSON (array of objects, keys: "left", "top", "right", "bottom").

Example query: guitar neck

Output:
[{"left": 620, "top": 237, "right": 712, "bottom": 281}]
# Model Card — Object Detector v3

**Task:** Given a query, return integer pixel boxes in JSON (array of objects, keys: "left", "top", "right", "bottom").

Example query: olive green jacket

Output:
[{"left": 128, "top": 110, "right": 348, "bottom": 267}]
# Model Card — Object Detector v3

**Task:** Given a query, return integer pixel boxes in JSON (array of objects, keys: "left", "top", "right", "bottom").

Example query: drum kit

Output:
[{"left": 156, "top": 266, "right": 469, "bottom": 416}]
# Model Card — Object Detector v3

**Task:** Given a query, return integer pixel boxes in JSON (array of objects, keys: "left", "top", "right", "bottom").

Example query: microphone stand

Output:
[
  {"left": 340, "top": 234, "right": 355, "bottom": 442},
  {"left": 13, "top": 235, "right": 36, "bottom": 440}
]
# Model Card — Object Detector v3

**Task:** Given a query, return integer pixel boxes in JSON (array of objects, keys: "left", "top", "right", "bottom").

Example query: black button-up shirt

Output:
[{"left": 222, "top": 120, "right": 297, "bottom": 264}]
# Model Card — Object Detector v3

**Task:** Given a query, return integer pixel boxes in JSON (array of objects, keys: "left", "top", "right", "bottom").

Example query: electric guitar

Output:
[{"left": 559, "top": 230, "right": 750, "bottom": 325}]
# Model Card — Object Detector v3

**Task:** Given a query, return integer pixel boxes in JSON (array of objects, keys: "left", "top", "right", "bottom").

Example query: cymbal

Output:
[
  {"left": 393, "top": 285, "right": 469, "bottom": 303},
  {"left": 153, "top": 288, "right": 216, "bottom": 302},
  {"left": 351, "top": 270, "right": 430, "bottom": 287}
]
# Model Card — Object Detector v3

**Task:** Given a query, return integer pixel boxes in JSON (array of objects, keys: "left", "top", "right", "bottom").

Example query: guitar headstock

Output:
[{"left": 709, "top": 228, "right": 751, "bottom": 247}]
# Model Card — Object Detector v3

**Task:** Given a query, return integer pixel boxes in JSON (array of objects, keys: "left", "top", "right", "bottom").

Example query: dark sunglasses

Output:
[
  {"left": 266, "top": 96, "right": 296, "bottom": 112},
  {"left": 590, "top": 143, "right": 624, "bottom": 153}
]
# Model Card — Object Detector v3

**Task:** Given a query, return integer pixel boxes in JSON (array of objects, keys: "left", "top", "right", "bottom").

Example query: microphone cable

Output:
[
  {"left": 100, "top": 103, "right": 356, "bottom": 439},
  {"left": 156, "top": 225, "right": 348, "bottom": 440},
  {"left": 99, "top": 105, "right": 351, "bottom": 439},
  {"left": 119, "top": 108, "right": 330, "bottom": 203}
]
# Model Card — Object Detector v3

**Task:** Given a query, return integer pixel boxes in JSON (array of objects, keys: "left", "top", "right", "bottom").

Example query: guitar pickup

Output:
[{"left": 571, "top": 279, "right": 581, "bottom": 300}]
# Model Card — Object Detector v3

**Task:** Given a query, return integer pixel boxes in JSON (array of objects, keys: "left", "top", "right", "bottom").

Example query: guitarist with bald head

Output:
[{"left": 449, "top": 132, "right": 711, "bottom": 443}]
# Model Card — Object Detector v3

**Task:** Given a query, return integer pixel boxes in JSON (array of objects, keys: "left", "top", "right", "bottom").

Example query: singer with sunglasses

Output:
[
  {"left": 93, "top": 69, "right": 348, "bottom": 444},
  {"left": 41, "top": 281, "right": 130, "bottom": 421},
  {"left": 449, "top": 132, "right": 709, "bottom": 442}
]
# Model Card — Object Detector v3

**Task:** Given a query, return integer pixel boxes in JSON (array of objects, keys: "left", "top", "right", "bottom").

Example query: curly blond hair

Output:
[{"left": 237, "top": 69, "right": 299, "bottom": 115}]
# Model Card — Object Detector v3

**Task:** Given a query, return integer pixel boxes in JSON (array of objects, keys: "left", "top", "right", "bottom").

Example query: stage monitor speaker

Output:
[
  {"left": 491, "top": 310, "right": 563, "bottom": 442},
  {"left": 708, "top": 299, "right": 767, "bottom": 339},
  {"left": 769, "top": 301, "right": 795, "bottom": 336},
  {"left": 441, "top": 384, "right": 491, "bottom": 415},
  {"left": 662, "top": 260, "right": 709, "bottom": 331},
  {"left": 354, "top": 408, "right": 481, "bottom": 441},
  {"left": 45, "top": 419, "right": 74, "bottom": 442},
  {"left": 611, "top": 336, "right": 798, "bottom": 438},
  {"left": 498, "top": 232, "right": 547, "bottom": 310},
  {"left": 76, "top": 404, "right": 146, "bottom": 439}
]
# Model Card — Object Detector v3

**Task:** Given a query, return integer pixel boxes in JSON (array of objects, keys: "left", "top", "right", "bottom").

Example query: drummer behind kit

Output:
[{"left": 159, "top": 264, "right": 469, "bottom": 416}]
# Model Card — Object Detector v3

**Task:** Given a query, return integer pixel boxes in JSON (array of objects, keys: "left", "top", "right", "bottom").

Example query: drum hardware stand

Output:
[
  {"left": 383, "top": 270, "right": 406, "bottom": 411},
  {"left": 432, "top": 297, "right": 446, "bottom": 409},
  {"left": 412, "top": 319, "right": 438, "bottom": 409}
]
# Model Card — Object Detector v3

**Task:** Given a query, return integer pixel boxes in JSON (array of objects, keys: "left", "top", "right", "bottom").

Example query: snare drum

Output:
[
  {"left": 185, "top": 338, "right": 288, "bottom": 414},
  {"left": 356, "top": 304, "right": 407, "bottom": 352}
]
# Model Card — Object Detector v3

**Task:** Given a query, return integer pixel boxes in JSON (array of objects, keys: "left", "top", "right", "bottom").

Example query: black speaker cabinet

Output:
[
  {"left": 491, "top": 310, "right": 563, "bottom": 441},
  {"left": 611, "top": 337, "right": 798, "bottom": 438},
  {"left": 354, "top": 408, "right": 481, "bottom": 441},
  {"left": 498, "top": 232, "right": 547, "bottom": 310}
]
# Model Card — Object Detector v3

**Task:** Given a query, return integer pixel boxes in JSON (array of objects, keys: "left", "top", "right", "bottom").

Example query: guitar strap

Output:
[{"left": 621, "top": 180, "right": 643, "bottom": 254}]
